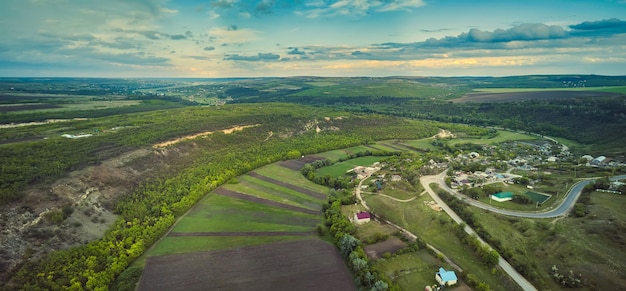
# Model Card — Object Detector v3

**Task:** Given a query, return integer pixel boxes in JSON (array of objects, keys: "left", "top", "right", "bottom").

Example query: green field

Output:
[
  {"left": 223, "top": 179, "right": 320, "bottom": 210},
  {"left": 316, "top": 156, "right": 384, "bottom": 177},
  {"left": 253, "top": 164, "right": 330, "bottom": 193},
  {"left": 365, "top": 193, "right": 518, "bottom": 290},
  {"left": 446, "top": 130, "right": 537, "bottom": 146},
  {"left": 373, "top": 251, "right": 446, "bottom": 290},
  {"left": 238, "top": 175, "right": 324, "bottom": 209},
  {"left": 473, "top": 86, "right": 626, "bottom": 93},
  {"left": 464, "top": 192, "right": 626, "bottom": 290},
  {"left": 525, "top": 191, "right": 551, "bottom": 203},
  {"left": 291, "top": 80, "right": 456, "bottom": 99},
  {"left": 148, "top": 236, "right": 310, "bottom": 256},
  {"left": 399, "top": 139, "right": 438, "bottom": 151},
  {"left": 171, "top": 194, "right": 319, "bottom": 233}
]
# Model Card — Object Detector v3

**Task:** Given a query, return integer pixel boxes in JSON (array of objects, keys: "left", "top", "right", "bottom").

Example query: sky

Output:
[{"left": 1, "top": 0, "right": 625, "bottom": 77}]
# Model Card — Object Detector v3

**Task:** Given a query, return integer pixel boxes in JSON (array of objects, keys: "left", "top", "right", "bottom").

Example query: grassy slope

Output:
[
  {"left": 365, "top": 194, "right": 516, "bottom": 290},
  {"left": 316, "top": 156, "right": 384, "bottom": 177},
  {"left": 465, "top": 191, "right": 626, "bottom": 290}
]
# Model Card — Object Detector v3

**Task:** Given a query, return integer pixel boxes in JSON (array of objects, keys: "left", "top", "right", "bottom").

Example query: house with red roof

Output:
[{"left": 354, "top": 211, "right": 371, "bottom": 224}]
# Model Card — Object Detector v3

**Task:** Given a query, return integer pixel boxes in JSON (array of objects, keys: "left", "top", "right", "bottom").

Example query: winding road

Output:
[{"left": 425, "top": 171, "right": 626, "bottom": 218}]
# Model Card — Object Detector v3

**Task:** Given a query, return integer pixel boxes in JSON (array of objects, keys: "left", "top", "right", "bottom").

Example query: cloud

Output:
[
  {"left": 224, "top": 52, "right": 281, "bottom": 61},
  {"left": 568, "top": 18, "right": 626, "bottom": 37},
  {"left": 255, "top": 0, "right": 276, "bottom": 15},
  {"left": 569, "top": 18, "right": 626, "bottom": 30},
  {"left": 296, "top": 0, "right": 427, "bottom": 18},
  {"left": 185, "top": 30, "right": 193, "bottom": 38},
  {"left": 227, "top": 25, "right": 238, "bottom": 31},
  {"left": 464, "top": 23, "right": 567, "bottom": 42},
  {"left": 170, "top": 34, "right": 187, "bottom": 40},
  {"left": 287, "top": 47, "right": 305, "bottom": 55},
  {"left": 204, "top": 46, "right": 216, "bottom": 51},
  {"left": 211, "top": 0, "right": 239, "bottom": 9},
  {"left": 208, "top": 27, "right": 259, "bottom": 43}
]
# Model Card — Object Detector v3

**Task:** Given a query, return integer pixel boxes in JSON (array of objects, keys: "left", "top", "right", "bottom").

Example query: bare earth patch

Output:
[
  {"left": 138, "top": 238, "right": 356, "bottom": 291},
  {"left": 152, "top": 124, "right": 259, "bottom": 148},
  {"left": 278, "top": 155, "right": 326, "bottom": 170},
  {"left": 363, "top": 237, "right": 407, "bottom": 260}
]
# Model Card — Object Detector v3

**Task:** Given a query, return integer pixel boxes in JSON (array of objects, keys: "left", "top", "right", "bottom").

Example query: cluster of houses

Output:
[{"left": 450, "top": 169, "right": 514, "bottom": 188}]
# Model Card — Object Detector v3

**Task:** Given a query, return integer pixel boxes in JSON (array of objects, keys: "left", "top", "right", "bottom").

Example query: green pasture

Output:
[
  {"left": 373, "top": 251, "right": 445, "bottom": 290},
  {"left": 316, "top": 156, "right": 383, "bottom": 177},
  {"left": 525, "top": 191, "right": 551, "bottom": 203},
  {"left": 252, "top": 164, "right": 330, "bottom": 193},
  {"left": 237, "top": 175, "right": 324, "bottom": 210},
  {"left": 305, "top": 81, "right": 338, "bottom": 87},
  {"left": 3, "top": 100, "right": 141, "bottom": 114},
  {"left": 472, "top": 86, "right": 626, "bottom": 93},
  {"left": 446, "top": 130, "right": 537, "bottom": 146},
  {"left": 399, "top": 139, "right": 438, "bottom": 151},
  {"left": 291, "top": 81, "right": 452, "bottom": 98},
  {"left": 171, "top": 194, "right": 319, "bottom": 233},
  {"left": 314, "top": 144, "right": 375, "bottom": 161},
  {"left": 148, "top": 236, "right": 310, "bottom": 257},
  {"left": 365, "top": 193, "right": 514, "bottom": 290}
]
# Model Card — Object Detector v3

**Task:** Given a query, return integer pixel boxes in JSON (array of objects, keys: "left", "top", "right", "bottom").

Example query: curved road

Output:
[
  {"left": 420, "top": 174, "right": 537, "bottom": 291},
  {"left": 425, "top": 171, "right": 626, "bottom": 218}
]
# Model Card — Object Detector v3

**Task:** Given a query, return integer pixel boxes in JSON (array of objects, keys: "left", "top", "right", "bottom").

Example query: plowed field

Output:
[{"left": 139, "top": 238, "right": 355, "bottom": 291}]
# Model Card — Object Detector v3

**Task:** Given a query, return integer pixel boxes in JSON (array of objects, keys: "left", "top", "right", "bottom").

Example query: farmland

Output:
[
  {"left": 138, "top": 162, "right": 343, "bottom": 290},
  {"left": 140, "top": 239, "right": 355, "bottom": 291}
]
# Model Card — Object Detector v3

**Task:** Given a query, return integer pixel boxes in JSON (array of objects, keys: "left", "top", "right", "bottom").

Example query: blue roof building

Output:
[{"left": 435, "top": 267, "right": 458, "bottom": 286}]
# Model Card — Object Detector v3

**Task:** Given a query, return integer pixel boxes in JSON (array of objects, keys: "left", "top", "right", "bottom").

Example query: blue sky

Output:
[{"left": 1, "top": 0, "right": 625, "bottom": 77}]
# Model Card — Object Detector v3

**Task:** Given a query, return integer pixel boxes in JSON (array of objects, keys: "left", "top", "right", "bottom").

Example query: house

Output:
[
  {"left": 435, "top": 267, "right": 458, "bottom": 286},
  {"left": 391, "top": 175, "right": 402, "bottom": 182},
  {"left": 354, "top": 212, "right": 371, "bottom": 224}
]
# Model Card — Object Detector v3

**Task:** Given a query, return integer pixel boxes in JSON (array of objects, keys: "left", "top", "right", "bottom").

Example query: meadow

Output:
[
  {"left": 315, "top": 156, "right": 384, "bottom": 177},
  {"left": 365, "top": 192, "right": 519, "bottom": 290}
]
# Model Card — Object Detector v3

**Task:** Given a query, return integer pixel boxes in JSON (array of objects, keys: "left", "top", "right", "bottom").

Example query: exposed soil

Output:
[
  {"left": 213, "top": 188, "right": 320, "bottom": 215},
  {"left": 363, "top": 237, "right": 407, "bottom": 260},
  {"left": 152, "top": 124, "right": 259, "bottom": 148},
  {"left": 168, "top": 231, "right": 314, "bottom": 237},
  {"left": 248, "top": 172, "right": 326, "bottom": 200},
  {"left": 0, "top": 104, "right": 60, "bottom": 112},
  {"left": 277, "top": 155, "right": 325, "bottom": 170},
  {"left": 452, "top": 90, "right": 624, "bottom": 103},
  {"left": 138, "top": 238, "right": 356, "bottom": 291}
]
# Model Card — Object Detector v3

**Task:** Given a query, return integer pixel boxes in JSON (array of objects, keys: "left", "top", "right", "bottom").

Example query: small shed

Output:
[{"left": 435, "top": 267, "right": 458, "bottom": 286}]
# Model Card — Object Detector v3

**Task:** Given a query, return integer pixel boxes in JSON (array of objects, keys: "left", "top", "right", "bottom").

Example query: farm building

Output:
[
  {"left": 490, "top": 192, "right": 513, "bottom": 202},
  {"left": 435, "top": 267, "right": 458, "bottom": 286},
  {"left": 391, "top": 174, "right": 402, "bottom": 182},
  {"left": 354, "top": 212, "right": 371, "bottom": 224},
  {"left": 591, "top": 156, "right": 606, "bottom": 166}
]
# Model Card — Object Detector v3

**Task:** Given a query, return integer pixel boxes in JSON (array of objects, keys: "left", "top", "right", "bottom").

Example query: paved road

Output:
[
  {"left": 420, "top": 174, "right": 538, "bottom": 291},
  {"left": 428, "top": 171, "right": 626, "bottom": 218}
]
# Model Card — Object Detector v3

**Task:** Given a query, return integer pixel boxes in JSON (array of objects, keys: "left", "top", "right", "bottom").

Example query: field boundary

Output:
[
  {"left": 248, "top": 171, "right": 326, "bottom": 200},
  {"left": 214, "top": 188, "right": 320, "bottom": 215},
  {"left": 169, "top": 231, "right": 314, "bottom": 237}
]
